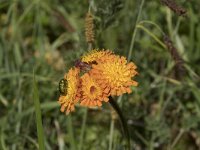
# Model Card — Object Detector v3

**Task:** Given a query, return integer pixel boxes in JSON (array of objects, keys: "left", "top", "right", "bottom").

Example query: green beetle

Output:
[{"left": 59, "top": 79, "right": 68, "bottom": 95}]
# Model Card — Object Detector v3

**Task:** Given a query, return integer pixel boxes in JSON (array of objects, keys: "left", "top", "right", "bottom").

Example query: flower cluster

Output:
[{"left": 58, "top": 49, "right": 138, "bottom": 114}]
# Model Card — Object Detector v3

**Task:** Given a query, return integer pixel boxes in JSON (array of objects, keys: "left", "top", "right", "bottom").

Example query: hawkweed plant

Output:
[
  {"left": 57, "top": 5, "right": 138, "bottom": 149},
  {"left": 58, "top": 49, "right": 138, "bottom": 149}
]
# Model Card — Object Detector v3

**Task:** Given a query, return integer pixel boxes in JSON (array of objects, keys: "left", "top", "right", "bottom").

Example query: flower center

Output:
[{"left": 90, "top": 86, "right": 97, "bottom": 94}]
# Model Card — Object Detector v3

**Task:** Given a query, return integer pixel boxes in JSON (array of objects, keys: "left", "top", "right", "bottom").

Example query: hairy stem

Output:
[{"left": 109, "top": 96, "right": 130, "bottom": 150}]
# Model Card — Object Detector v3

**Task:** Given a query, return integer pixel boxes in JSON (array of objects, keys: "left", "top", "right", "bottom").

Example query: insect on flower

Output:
[
  {"left": 59, "top": 78, "right": 68, "bottom": 95},
  {"left": 74, "top": 59, "right": 92, "bottom": 72}
]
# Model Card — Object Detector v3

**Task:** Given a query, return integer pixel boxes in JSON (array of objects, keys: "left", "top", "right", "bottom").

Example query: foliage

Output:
[{"left": 0, "top": 0, "right": 200, "bottom": 149}]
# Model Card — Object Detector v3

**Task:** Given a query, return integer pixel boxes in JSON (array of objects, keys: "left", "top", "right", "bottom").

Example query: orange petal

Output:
[
  {"left": 126, "top": 88, "right": 132, "bottom": 94},
  {"left": 104, "top": 97, "right": 109, "bottom": 102},
  {"left": 97, "top": 101, "right": 102, "bottom": 106}
]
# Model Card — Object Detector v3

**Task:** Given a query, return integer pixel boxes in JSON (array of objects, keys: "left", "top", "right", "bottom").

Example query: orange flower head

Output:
[
  {"left": 81, "top": 49, "right": 114, "bottom": 64},
  {"left": 90, "top": 55, "right": 138, "bottom": 96},
  {"left": 58, "top": 67, "right": 81, "bottom": 114},
  {"left": 58, "top": 49, "right": 139, "bottom": 114},
  {"left": 80, "top": 73, "right": 110, "bottom": 107}
]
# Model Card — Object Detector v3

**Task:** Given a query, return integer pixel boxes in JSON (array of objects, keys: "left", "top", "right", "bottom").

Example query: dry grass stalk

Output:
[
  {"left": 85, "top": 12, "right": 95, "bottom": 43},
  {"left": 163, "top": 35, "right": 186, "bottom": 79},
  {"left": 161, "top": 0, "right": 187, "bottom": 17}
]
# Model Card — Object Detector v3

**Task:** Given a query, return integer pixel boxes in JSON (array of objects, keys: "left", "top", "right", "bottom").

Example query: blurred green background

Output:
[{"left": 0, "top": 0, "right": 200, "bottom": 149}]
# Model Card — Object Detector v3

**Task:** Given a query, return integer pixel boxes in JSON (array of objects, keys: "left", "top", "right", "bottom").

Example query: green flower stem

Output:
[{"left": 109, "top": 96, "right": 130, "bottom": 150}]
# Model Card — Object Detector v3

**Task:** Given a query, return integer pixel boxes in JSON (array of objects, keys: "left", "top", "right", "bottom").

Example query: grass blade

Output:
[
  {"left": 79, "top": 108, "right": 88, "bottom": 150},
  {"left": 108, "top": 118, "right": 115, "bottom": 150},
  {"left": 33, "top": 70, "right": 45, "bottom": 150},
  {"left": 0, "top": 130, "right": 7, "bottom": 150},
  {"left": 67, "top": 115, "right": 76, "bottom": 150}
]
